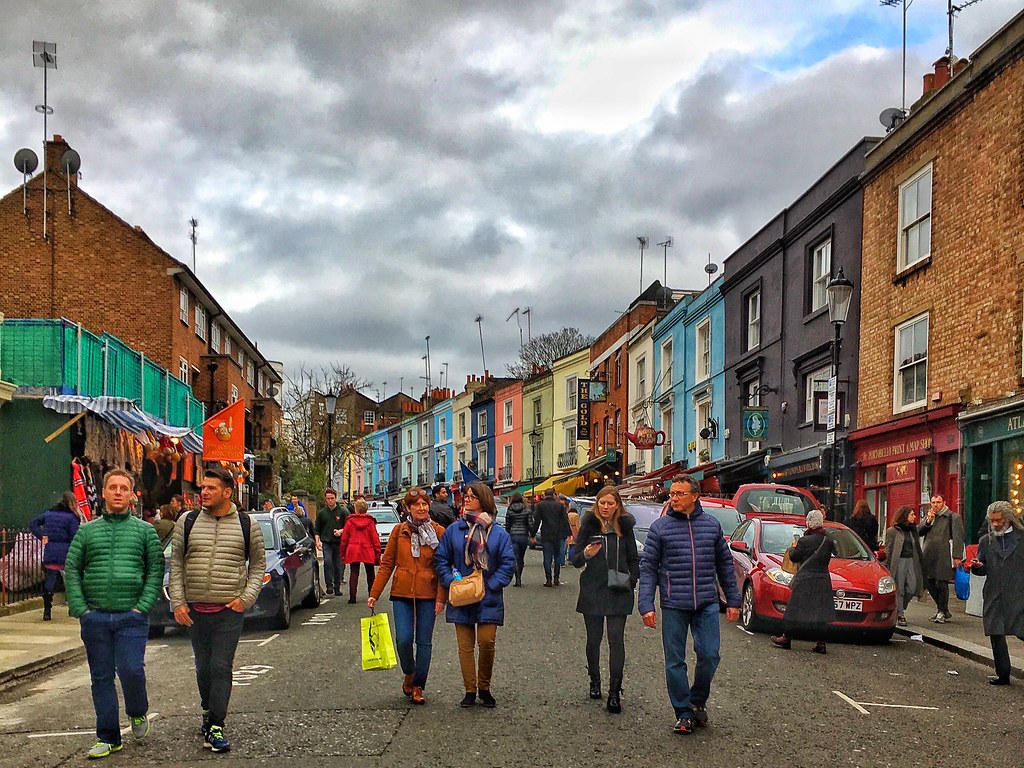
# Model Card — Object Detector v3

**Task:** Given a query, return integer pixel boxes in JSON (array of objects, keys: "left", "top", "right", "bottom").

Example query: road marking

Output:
[
  {"left": 27, "top": 713, "right": 160, "bottom": 739},
  {"left": 833, "top": 690, "right": 939, "bottom": 715},
  {"left": 302, "top": 612, "right": 338, "bottom": 626},
  {"left": 734, "top": 625, "right": 754, "bottom": 636},
  {"left": 232, "top": 664, "right": 273, "bottom": 687},
  {"left": 833, "top": 691, "right": 870, "bottom": 715},
  {"left": 238, "top": 633, "right": 280, "bottom": 646}
]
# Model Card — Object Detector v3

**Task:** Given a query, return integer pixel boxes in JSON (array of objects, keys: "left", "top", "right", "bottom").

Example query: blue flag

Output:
[{"left": 459, "top": 460, "right": 480, "bottom": 485}]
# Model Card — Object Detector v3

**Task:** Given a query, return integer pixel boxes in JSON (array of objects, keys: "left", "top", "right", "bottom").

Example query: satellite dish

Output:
[
  {"left": 60, "top": 149, "right": 81, "bottom": 175},
  {"left": 704, "top": 262, "right": 719, "bottom": 275},
  {"left": 879, "top": 107, "right": 907, "bottom": 133},
  {"left": 13, "top": 148, "right": 38, "bottom": 174}
]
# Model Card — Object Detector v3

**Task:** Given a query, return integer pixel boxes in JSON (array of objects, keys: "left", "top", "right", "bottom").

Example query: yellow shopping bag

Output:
[{"left": 361, "top": 611, "right": 398, "bottom": 671}]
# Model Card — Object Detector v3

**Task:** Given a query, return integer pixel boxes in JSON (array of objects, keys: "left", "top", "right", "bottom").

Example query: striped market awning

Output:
[{"left": 42, "top": 395, "right": 203, "bottom": 454}]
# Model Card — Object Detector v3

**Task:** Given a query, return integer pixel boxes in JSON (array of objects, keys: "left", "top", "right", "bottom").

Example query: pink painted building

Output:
[{"left": 493, "top": 379, "right": 523, "bottom": 493}]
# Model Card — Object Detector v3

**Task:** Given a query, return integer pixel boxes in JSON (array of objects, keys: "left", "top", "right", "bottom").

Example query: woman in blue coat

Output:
[
  {"left": 28, "top": 492, "right": 84, "bottom": 621},
  {"left": 435, "top": 482, "right": 515, "bottom": 708}
]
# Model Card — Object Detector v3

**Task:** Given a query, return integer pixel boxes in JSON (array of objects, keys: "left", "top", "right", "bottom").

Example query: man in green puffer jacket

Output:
[{"left": 64, "top": 468, "right": 164, "bottom": 760}]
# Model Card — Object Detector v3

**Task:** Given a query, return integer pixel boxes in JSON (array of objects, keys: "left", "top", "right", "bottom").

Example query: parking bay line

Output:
[
  {"left": 833, "top": 691, "right": 938, "bottom": 715},
  {"left": 238, "top": 633, "right": 280, "bottom": 646},
  {"left": 27, "top": 713, "right": 160, "bottom": 739}
]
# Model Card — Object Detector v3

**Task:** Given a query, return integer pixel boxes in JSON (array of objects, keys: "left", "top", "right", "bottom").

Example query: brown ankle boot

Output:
[
  {"left": 402, "top": 673, "right": 414, "bottom": 696},
  {"left": 411, "top": 686, "right": 425, "bottom": 705}
]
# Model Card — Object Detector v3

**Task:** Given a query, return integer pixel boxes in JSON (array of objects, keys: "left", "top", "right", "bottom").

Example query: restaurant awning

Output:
[{"left": 42, "top": 395, "right": 204, "bottom": 454}]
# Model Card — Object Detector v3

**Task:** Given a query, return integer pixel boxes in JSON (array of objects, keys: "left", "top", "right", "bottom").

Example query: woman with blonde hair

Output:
[
  {"left": 435, "top": 482, "right": 516, "bottom": 708},
  {"left": 569, "top": 485, "right": 639, "bottom": 713}
]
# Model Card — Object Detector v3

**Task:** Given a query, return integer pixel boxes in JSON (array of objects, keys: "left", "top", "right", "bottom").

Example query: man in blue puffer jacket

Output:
[{"left": 639, "top": 475, "right": 741, "bottom": 736}]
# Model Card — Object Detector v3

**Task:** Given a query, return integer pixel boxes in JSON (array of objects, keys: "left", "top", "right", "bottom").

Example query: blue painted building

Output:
[{"left": 432, "top": 397, "right": 454, "bottom": 484}]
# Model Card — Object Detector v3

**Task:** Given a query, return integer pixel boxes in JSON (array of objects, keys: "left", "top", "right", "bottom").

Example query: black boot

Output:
[
  {"left": 606, "top": 678, "right": 622, "bottom": 714},
  {"left": 589, "top": 676, "right": 602, "bottom": 700},
  {"left": 42, "top": 592, "right": 53, "bottom": 621}
]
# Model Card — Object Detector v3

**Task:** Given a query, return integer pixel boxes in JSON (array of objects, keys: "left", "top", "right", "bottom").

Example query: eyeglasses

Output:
[
  {"left": 669, "top": 491, "right": 696, "bottom": 498},
  {"left": 407, "top": 489, "right": 428, "bottom": 497}
]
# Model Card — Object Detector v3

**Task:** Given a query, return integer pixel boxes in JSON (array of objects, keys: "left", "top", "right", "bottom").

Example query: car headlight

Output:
[
  {"left": 878, "top": 576, "right": 896, "bottom": 595},
  {"left": 766, "top": 567, "right": 793, "bottom": 586}
]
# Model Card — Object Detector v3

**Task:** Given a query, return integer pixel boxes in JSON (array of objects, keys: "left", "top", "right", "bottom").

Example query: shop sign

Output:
[
  {"left": 771, "top": 457, "right": 822, "bottom": 481},
  {"left": 743, "top": 407, "right": 769, "bottom": 442},
  {"left": 967, "top": 409, "right": 1024, "bottom": 445},
  {"left": 886, "top": 459, "right": 916, "bottom": 483},
  {"left": 858, "top": 436, "right": 932, "bottom": 463},
  {"left": 577, "top": 379, "right": 591, "bottom": 441}
]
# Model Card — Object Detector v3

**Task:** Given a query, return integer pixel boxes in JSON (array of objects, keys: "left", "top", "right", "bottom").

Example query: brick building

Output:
[
  {"left": 0, "top": 135, "right": 285, "bottom": 502},
  {"left": 850, "top": 10, "right": 1024, "bottom": 537}
]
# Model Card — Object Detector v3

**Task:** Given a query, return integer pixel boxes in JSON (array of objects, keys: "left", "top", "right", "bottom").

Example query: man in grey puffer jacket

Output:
[
  {"left": 170, "top": 467, "right": 265, "bottom": 753},
  {"left": 638, "top": 475, "right": 740, "bottom": 736}
]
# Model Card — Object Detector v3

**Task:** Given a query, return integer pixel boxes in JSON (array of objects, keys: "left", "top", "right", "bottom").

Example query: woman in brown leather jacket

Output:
[{"left": 368, "top": 488, "right": 447, "bottom": 704}]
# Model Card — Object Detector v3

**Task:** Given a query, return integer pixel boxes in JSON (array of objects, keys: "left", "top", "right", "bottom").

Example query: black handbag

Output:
[{"left": 606, "top": 536, "right": 632, "bottom": 591}]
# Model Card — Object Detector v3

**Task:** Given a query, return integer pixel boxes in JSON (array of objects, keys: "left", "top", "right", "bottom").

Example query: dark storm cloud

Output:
[{"left": 1, "top": 0, "right": 1019, "bottom": 391}]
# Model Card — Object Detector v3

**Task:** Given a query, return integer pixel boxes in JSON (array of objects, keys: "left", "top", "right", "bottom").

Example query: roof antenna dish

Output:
[
  {"left": 13, "top": 148, "right": 38, "bottom": 215},
  {"left": 704, "top": 254, "right": 719, "bottom": 286},
  {"left": 879, "top": 107, "right": 907, "bottom": 133},
  {"left": 60, "top": 148, "right": 80, "bottom": 216}
]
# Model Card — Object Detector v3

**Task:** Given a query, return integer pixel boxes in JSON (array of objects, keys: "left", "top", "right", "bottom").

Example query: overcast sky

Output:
[{"left": 1, "top": 1, "right": 1018, "bottom": 400}]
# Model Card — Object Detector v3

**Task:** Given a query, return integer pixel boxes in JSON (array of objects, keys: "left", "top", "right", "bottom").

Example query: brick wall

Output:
[{"left": 858, "top": 54, "right": 1024, "bottom": 428}]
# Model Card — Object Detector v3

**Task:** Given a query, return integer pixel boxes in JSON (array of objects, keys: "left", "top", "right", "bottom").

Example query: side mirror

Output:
[
  {"left": 283, "top": 537, "right": 297, "bottom": 553},
  {"left": 729, "top": 540, "right": 749, "bottom": 553}
]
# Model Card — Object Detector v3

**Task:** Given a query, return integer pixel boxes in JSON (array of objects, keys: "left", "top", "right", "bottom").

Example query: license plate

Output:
[{"left": 834, "top": 598, "right": 863, "bottom": 612}]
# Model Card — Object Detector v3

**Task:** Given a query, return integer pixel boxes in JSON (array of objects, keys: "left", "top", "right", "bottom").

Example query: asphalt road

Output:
[{"left": 0, "top": 560, "right": 1018, "bottom": 768}]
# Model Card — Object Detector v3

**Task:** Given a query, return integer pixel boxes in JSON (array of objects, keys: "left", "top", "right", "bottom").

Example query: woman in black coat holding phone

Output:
[{"left": 569, "top": 485, "right": 639, "bottom": 714}]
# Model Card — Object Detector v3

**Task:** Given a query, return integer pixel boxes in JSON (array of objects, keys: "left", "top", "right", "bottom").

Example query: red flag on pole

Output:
[{"left": 202, "top": 400, "right": 245, "bottom": 463}]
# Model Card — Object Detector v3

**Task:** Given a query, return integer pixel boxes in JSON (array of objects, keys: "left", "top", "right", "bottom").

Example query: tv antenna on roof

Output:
[
  {"left": 657, "top": 237, "right": 672, "bottom": 288},
  {"left": 879, "top": 0, "right": 912, "bottom": 112},
  {"left": 636, "top": 236, "right": 648, "bottom": 293},
  {"left": 506, "top": 307, "right": 524, "bottom": 352},
  {"left": 947, "top": 0, "right": 983, "bottom": 76},
  {"left": 32, "top": 41, "right": 56, "bottom": 241},
  {"left": 189, "top": 218, "right": 198, "bottom": 271},
  {"left": 475, "top": 315, "right": 486, "bottom": 373}
]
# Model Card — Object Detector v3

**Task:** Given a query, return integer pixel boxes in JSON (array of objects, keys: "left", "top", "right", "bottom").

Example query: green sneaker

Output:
[
  {"left": 130, "top": 715, "right": 151, "bottom": 739},
  {"left": 87, "top": 741, "right": 123, "bottom": 759}
]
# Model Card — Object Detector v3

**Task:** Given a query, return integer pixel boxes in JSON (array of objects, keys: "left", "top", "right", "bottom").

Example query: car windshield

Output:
[
  {"left": 741, "top": 489, "right": 815, "bottom": 516},
  {"left": 759, "top": 523, "right": 872, "bottom": 560},
  {"left": 702, "top": 506, "right": 742, "bottom": 538},
  {"left": 257, "top": 520, "right": 276, "bottom": 550},
  {"left": 369, "top": 508, "right": 399, "bottom": 524}
]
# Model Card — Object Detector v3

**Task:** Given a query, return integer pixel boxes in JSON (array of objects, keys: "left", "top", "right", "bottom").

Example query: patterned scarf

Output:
[
  {"left": 407, "top": 516, "right": 438, "bottom": 558},
  {"left": 463, "top": 511, "right": 492, "bottom": 571}
]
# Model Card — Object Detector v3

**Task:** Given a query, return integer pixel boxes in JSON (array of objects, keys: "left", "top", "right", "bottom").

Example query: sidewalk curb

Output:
[
  {"left": 0, "top": 645, "right": 85, "bottom": 692},
  {"left": 895, "top": 625, "right": 1024, "bottom": 680}
]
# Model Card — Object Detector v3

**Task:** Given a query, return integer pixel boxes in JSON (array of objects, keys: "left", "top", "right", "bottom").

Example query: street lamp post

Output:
[
  {"left": 825, "top": 268, "right": 854, "bottom": 522},
  {"left": 323, "top": 390, "right": 337, "bottom": 488}
]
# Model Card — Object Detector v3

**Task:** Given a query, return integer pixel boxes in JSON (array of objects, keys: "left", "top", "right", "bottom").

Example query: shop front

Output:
[
  {"left": 849, "top": 405, "right": 961, "bottom": 532},
  {"left": 960, "top": 395, "right": 1024, "bottom": 542},
  {"left": 766, "top": 442, "right": 836, "bottom": 510}
]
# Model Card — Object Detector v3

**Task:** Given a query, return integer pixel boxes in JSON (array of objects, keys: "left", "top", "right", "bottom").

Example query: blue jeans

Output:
[
  {"left": 661, "top": 604, "right": 721, "bottom": 719},
  {"left": 391, "top": 597, "right": 436, "bottom": 687},
  {"left": 80, "top": 610, "right": 150, "bottom": 745},
  {"left": 542, "top": 539, "right": 564, "bottom": 582}
]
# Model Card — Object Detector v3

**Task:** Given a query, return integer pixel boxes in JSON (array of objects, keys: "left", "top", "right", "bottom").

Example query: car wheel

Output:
[
  {"left": 301, "top": 568, "right": 322, "bottom": 609},
  {"left": 148, "top": 625, "right": 166, "bottom": 639},
  {"left": 274, "top": 582, "right": 291, "bottom": 630},
  {"left": 741, "top": 583, "right": 765, "bottom": 633}
]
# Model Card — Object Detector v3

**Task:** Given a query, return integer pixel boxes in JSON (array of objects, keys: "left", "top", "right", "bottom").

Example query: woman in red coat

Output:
[{"left": 340, "top": 499, "right": 381, "bottom": 603}]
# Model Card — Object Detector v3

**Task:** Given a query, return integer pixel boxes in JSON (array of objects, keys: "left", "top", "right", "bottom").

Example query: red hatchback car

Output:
[
  {"left": 731, "top": 483, "right": 820, "bottom": 519},
  {"left": 728, "top": 518, "right": 897, "bottom": 642}
]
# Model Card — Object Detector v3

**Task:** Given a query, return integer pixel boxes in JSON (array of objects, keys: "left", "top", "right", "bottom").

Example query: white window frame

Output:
[
  {"left": 178, "top": 357, "right": 189, "bottom": 383},
  {"left": 746, "top": 379, "right": 762, "bottom": 454},
  {"left": 898, "top": 164, "right": 932, "bottom": 271},
  {"left": 503, "top": 443, "right": 513, "bottom": 472},
  {"left": 223, "top": 336, "right": 231, "bottom": 356},
  {"left": 246, "top": 360, "right": 255, "bottom": 387},
  {"left": 210, "top": 322, "right": 221, "bottom": 353},
  {"left": 566, "top": 375, "right": 577, "bottom": 412},
  {"left": 746, "top": 291, "right": 761, "bottom": 350},
  {"left": 406, "top": 428, "right": 413, "bottom": 450},
  {"left": 503, "top": 400, "right": 513, "bottom": 431},
  {"left": 405, "top": 457, "right": 413, "bottom": 481},
  {"left": 661, "top": 339, "right": 673, "bottom": 390},
  {"left": 237, "top": 349, "right": 244, "bottom": 368},
  {"left": 257, "top": 371, "right": 265, "bottom": 396},
  {"left": 636, "top": 356, "right": 647, "bottom": 402},
  {"left": 533, "top": 398, "right": 542, "bottom": 427},
  {"left": 660, "top": 405, "right": 673, "bottom": 466},
  {"left": 365, "top": 410, "right": 375, "bottom": 427},
  {"left": 459, "top": 412, "right": 466, "bottom": 438},
  {"left": 421, "top": 422, "right": 429, "bottom": 442},
  {"left": 194, "top": 304, "right": 207, "bottom": 341},
  {"left": 230, "top": 384, "right": 239, "bottom": 403},
  {"left": 439, "top": 416, "right": 447, "bottom": 441},
  {"left": 804, "top": 364, "right": 832, "bottom": 424},
  {"left": 811, "top": 240, "right": 831, "bottom": 311},
  {"left": 695, "top": 396, "right": 712, "bottom": 458},
  {"left": 179, "top": 288, "right": 189, "bottom": 324},
  {"left": 695, "top": 319, "right": 711, "bottom": 382},
  {"left": 476, "top": 444, "right": 489, "bottom": 477},
  {"left": 564, "top": 425, "right": 577, "bottom": 453},
  {"left": 477, "top": 411, "right": 488, "bottom": 436},
  {"left": 894, "top": 313, "right": 929, "bottom": 412}
]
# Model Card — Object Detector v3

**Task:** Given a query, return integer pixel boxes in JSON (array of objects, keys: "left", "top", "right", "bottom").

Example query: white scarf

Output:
[{"left": 407, "top": 517, "right": 438, "bottom": 558}]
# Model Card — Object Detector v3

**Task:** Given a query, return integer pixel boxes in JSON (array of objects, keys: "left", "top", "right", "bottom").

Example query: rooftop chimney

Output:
[
  {"left": 922, "top": 56, "right": 968, "bottom": 98},
  {"left": 44, "top": 135, "right": 79, "bottom": 189}
]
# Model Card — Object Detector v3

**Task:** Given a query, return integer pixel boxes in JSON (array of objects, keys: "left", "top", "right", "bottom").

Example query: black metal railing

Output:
[
  {"left": 401, "top": 476, "right": 412, "bottom": 487},
  {"left": 453, "top": 471, "right": 463, "bottom": 483},
  {"left": 387, "top": 479, "right": 399, "bottom": 494},
  {"left": 417, "top": 472, "right": 430, "bottom": 486},
  {"left": 498, "top": 466, "right": 513, "bottom": 481},
  {"left": 0, "top": 527, "right": 45, "bottom": 607},
  {"left": 557, "top": 450, "right": 577, "bottom": 470}
]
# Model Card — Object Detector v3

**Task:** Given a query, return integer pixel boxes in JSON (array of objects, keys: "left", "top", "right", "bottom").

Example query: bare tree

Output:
[
  {"left": 506, "top": 327, "right": 595, "bottom": 379},
  {"left": 282, "top": 364, "right": 372, "bottom": 471}
]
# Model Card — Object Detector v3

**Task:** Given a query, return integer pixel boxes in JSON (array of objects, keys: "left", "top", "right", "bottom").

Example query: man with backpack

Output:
[{"left": 170, "top": 467, "right": 265, "bottom": 754}]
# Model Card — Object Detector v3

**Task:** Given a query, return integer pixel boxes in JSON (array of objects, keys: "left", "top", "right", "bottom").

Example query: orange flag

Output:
[{"left": 202, "top": 400, "right": 245, "bottom": 463}]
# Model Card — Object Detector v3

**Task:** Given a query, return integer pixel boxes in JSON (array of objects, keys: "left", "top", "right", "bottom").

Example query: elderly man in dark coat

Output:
[
  {"left": 969, "top": 500, "right": 1024, "bottom": 685},
  {"left": 918, "top": 494, "right": 965, "bottom": 624},
  {"left": 771, "top": 510, "right": 836, "bottom": 654}
]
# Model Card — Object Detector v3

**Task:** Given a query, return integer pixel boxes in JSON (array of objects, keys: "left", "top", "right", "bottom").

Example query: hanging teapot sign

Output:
[{"left": 624, "top": 423, "right": 666, "bottom": 450}]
